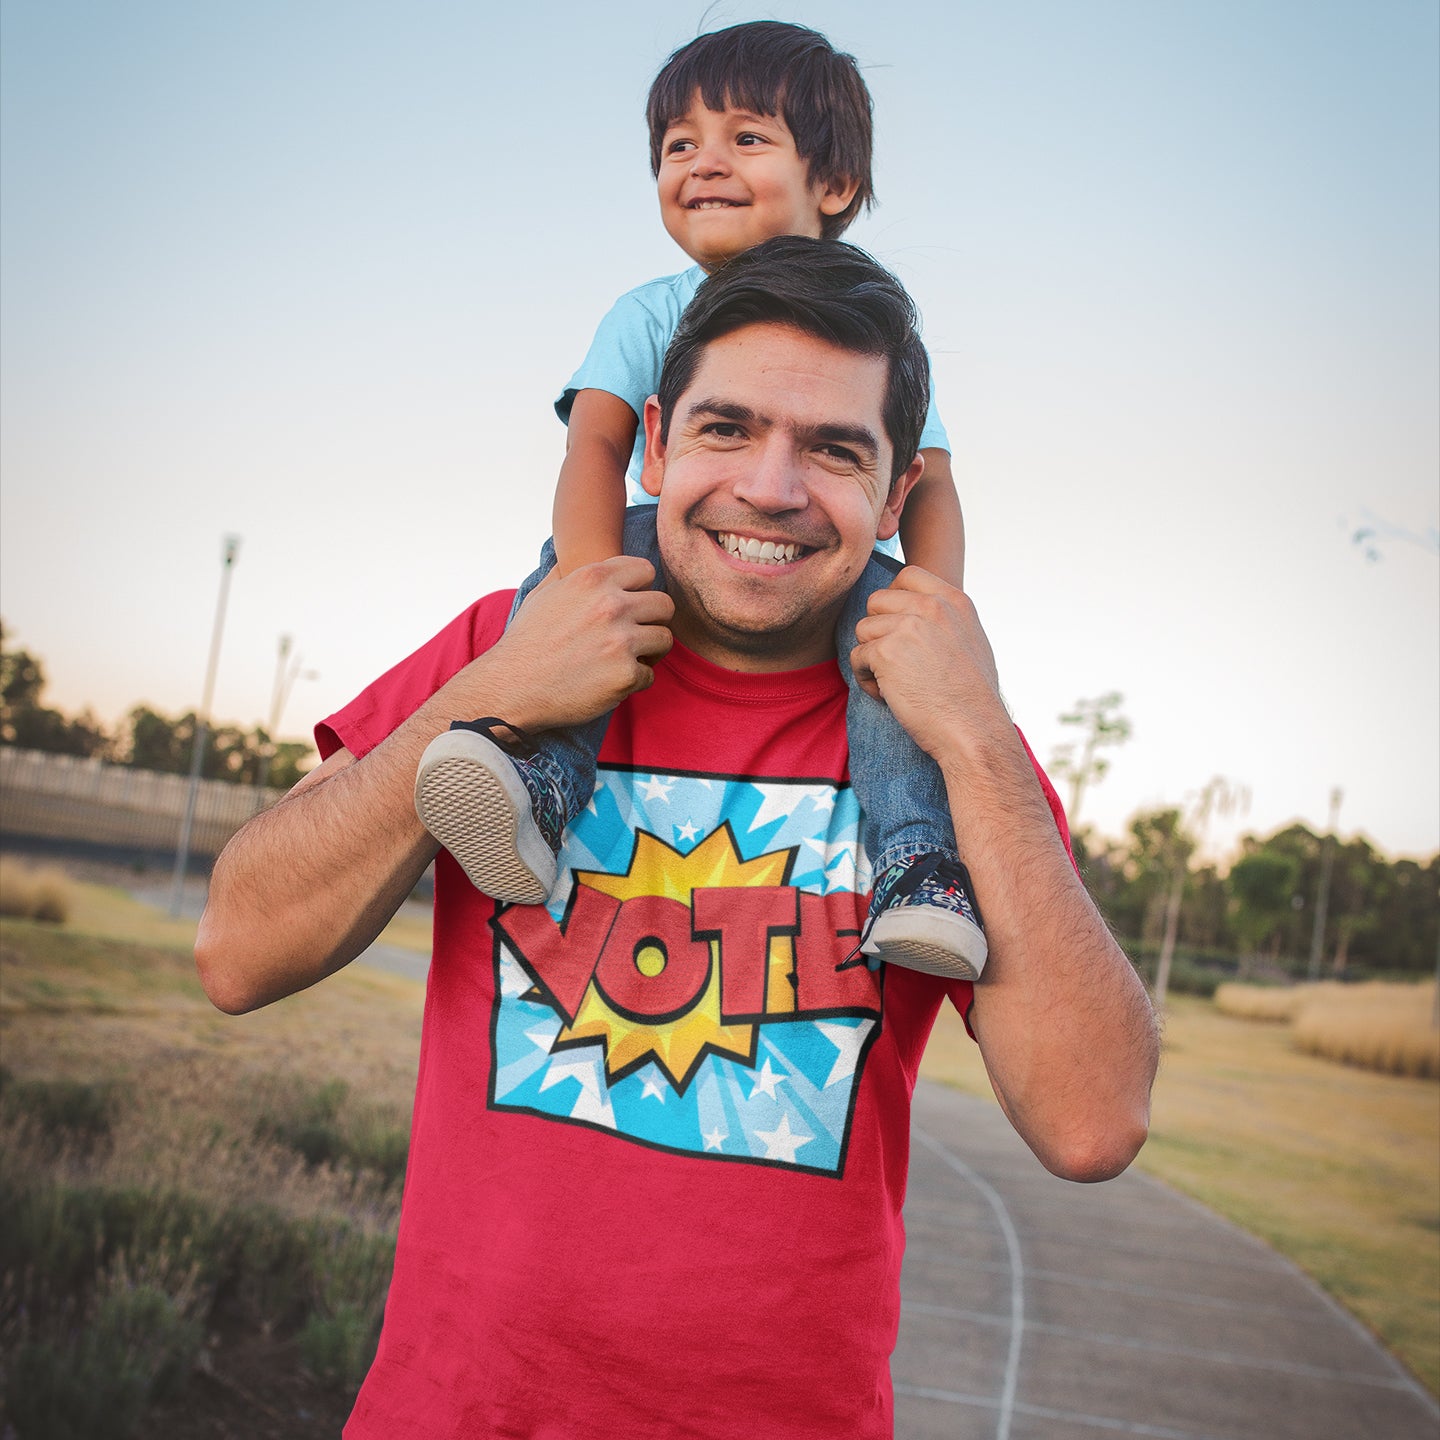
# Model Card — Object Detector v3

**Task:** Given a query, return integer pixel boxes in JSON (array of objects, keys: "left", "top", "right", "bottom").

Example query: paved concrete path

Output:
[{"left": 895, "top": 1079, "right": 1438, "bottom": 1440}]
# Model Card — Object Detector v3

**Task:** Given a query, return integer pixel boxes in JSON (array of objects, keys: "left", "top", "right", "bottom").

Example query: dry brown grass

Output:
[
  {"left": 1214, "top": 980, "right": 1439, "bottom": 1079},
  {"left": 1293, "top": 981, "right": 1439, "bottom": 1080},
  {"left": 0, "top": 857, "right": 72, "bottom": 924},
  {"left": 1213, "top": 980, "right": 1313, "bottom": 1021}
]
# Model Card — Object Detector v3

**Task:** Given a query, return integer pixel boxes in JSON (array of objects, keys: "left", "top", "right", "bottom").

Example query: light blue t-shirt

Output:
[{"left": 556, "top": 267, "right": 951, "bottom": 548}]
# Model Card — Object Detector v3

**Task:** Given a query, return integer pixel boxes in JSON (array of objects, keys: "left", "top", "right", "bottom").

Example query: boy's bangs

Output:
[{"left": 651, "top": 63, "right": 788, "bottom": 144}]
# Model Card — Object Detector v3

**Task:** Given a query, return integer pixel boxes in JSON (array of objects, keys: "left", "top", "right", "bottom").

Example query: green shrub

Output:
[
  {"left": 296, "top": 1221, "right": 395, "bottom": 1390},
  {"left": 0, "top": 1073, "right": 120, "bottom": 1147},
  {"left": 299, "top": 1303, "right": 380, "bottom": 1390},
  {"left": 3, "top": 1256, "right": 203, "bottom": 1440},
  {"left": 1126, "top": 944, "right": 1236, "bottom": 998},
  {"left": 255, "top": 1077, "right": 408, "bottom": 1187}
]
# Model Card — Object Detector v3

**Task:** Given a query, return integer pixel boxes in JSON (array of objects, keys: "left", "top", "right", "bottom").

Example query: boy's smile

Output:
[{"left": 657, "top": 96, "right": 858, "bottom": 271}]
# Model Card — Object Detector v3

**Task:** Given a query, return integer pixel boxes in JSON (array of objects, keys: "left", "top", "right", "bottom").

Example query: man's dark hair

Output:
[
  {"left": 647, "top": 21, "right": 874, "bottom": 241},
  {"left": 657, "top": 236, "right": 930, "bottom": 485}
]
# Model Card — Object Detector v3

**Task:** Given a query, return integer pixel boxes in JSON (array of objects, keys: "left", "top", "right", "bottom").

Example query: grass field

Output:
[
  {"left": 920, "top": 993, "right": 1440, "bottom": 1396},
  {"left": 0, "top": 874, "right": 426, "bottom": 1437}
]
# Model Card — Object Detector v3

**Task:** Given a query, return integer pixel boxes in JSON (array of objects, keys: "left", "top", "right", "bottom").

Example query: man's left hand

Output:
[{"left": 849, "top": 566, "right": 1004, "bottom": 762}]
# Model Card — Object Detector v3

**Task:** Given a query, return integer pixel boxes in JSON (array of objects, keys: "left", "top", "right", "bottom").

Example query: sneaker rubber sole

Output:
[
  {"left": 863, "top": 907, "right": 988, "bottom": 982},
  {"left": 414, "top": 729, "right": 556, "bottom": 906}
]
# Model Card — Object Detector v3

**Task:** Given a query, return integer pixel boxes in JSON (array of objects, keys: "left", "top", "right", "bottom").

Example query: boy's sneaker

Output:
[
  {"left": 859, "top": 853, "right": 988, "bottom": 981},
  {"left": 414, "top": 718, "right": 565, "bottom": 906}
]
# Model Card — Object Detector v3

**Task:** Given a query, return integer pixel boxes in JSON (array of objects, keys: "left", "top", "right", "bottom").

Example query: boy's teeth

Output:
[
  {"left": 718, "top": 532, "right": 799, "bottom": 564},
  {"left": 693, "top": 200, "right": 735, "bottom": 209}
]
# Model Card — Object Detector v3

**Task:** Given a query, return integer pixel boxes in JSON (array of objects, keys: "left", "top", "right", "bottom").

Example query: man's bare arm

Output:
[
  {"left": 850, "top": 568, "right": 1159, "bottom": 1182},
  {"left": 195, "top": 557, "right": 673, "bottom": 1014}
]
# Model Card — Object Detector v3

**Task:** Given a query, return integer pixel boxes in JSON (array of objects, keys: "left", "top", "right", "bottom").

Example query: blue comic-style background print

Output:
[{"left": 489, "top": 769, "right": 880, "bottom": 1176}]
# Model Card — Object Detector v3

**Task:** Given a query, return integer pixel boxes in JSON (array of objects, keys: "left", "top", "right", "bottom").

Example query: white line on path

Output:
[
  {"left": 912, "top": 1126, "right": 1023, "bottom": 1440},
  {"left": 893, "top": 1383, "right": 1234, "bottom": 1440}
]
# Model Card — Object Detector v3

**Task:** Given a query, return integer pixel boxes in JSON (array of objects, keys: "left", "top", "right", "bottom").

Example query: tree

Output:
[
  {"left": 0, "top": 620, "right": 111, "bottom": 758},
  {"left": 1153, "top": 778, "right": 1248, "bottom": 1009},
  {"left": 1228, "top": 847, "right": 1302, "bottom": 976},
  {"left": 1049, "top": 692, "right": 1131, "bottom": 826}
]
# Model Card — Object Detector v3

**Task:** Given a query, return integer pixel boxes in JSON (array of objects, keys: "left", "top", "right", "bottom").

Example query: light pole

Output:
[
  {"left": 169, "top": 535, "right": 240, "bottom": 916},
  {"left": 1306, "top": 788, "right": 1343, "bottom": 981},
  {"left": 253, "top": 634, "right": 317, "bottom": 799}
]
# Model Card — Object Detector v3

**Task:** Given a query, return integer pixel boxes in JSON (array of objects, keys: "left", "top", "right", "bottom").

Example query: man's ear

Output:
[
  {"left": 818, "top": 174, "right": 861, "bottom": 218},
  {"left": 875, "top": 452, "right": 925, "bottom": 542},
  {"left": 640, "top": 396, "right": 666, "bottom": 497}
]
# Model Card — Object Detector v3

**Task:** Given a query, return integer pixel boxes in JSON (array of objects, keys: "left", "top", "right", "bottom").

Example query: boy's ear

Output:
[
  {"left": 818, "top": 174, "right": 861, "bottom": 218},
  {"left": 640, "top": 395, "right": 666, "bottom": 497},
  {"left": 875, "top": 451, "right": 925, "bottom": 542}
]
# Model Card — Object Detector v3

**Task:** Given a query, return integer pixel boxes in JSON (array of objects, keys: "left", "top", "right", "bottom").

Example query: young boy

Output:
[{"left": 415, "top": 22, "right": 986, "bottom": 980}]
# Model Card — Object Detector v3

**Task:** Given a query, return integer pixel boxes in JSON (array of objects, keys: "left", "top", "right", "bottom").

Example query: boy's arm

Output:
[
  {"left": 551, "top": 389, "right": 639, "bottom": 573},
  {"left": 195, "top": 558, "right": 673, "bottom": 1014},
  {"left": 896, "top": 448, "right": 966, "bottom": 589},
  {"left": 849, "top": 569, "right": 1158, "bottom": 1182}
]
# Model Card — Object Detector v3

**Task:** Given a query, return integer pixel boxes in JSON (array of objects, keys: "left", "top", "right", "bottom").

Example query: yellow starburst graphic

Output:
[{"left": 552, "top": 827, "right": 794, "bottom": 1093}]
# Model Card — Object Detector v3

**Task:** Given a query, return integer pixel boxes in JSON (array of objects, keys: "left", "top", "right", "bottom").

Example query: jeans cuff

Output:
[
  {"left": 528, "top": 747, "right": 588, "bottom": 829},
  {"left": 872, "top": 842, "right": 962, "bottom": 876}
]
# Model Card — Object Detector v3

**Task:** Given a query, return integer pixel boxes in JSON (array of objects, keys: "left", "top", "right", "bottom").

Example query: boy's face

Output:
[{"left": 657, "top": 95, "right": 858, "bottom": 272}]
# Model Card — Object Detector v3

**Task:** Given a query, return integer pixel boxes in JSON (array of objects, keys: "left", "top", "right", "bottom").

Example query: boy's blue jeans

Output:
[{"left": 508, "top": 506, "right": 960, "bottom": 877}]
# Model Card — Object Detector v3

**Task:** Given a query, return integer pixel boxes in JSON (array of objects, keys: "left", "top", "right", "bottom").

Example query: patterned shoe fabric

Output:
[
  {"left": 414, "top": 719, "right": 564, "bottom": 906},
  {"left": 859, "top": 852, "right": 988, "bottom": 982}
]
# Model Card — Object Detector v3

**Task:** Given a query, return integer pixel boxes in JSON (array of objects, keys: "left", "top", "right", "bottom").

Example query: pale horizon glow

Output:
[{"left": 2, "top": 0, "right": 1436, "bottom": 867}]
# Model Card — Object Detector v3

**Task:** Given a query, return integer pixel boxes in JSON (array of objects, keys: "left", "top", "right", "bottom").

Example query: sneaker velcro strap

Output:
[{"left": 449, "top": 717, "right": 535, "bottom": 755}]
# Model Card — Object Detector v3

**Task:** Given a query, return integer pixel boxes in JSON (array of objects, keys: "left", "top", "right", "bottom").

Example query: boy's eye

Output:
[
  {"left": 666, "top": 137, "right": 696, "bottom": 156},
  {"left": 736, "top": 132, "right": 769, "bottom": 147}
]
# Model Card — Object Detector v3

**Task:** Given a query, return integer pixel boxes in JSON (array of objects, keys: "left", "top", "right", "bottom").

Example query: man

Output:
[{"left": 197, "top": 238, "right": 1158, "bottom": 1439}]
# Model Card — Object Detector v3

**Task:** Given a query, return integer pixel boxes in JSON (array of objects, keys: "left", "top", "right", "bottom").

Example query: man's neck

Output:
[{"left": 668, "top": 598, "right": 839, "bottom": 675}]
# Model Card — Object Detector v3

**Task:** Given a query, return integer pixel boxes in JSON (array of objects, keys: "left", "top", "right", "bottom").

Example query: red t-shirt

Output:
[{"left": 322, "top": 593, "right": 1068, "bottom": 1440}]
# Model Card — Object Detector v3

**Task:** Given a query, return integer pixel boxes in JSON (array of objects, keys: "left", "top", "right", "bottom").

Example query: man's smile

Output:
[{"left": 713, "top": 530, "right": 811, "bottom": 565}]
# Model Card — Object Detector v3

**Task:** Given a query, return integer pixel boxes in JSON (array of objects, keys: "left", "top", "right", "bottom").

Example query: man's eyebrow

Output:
[
  {"left": 810, "top": 422, "right": 880, "bottom": 458},
  {"left": 684, "top": 399, "right": 761, "bottom": 425},
  {"left": 683, "top": 399, "right": 881, "bottom": 458}
]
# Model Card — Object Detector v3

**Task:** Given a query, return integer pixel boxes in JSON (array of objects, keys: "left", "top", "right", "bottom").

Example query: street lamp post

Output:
[
  {"left": 169, "top": 535, "right": 240, "bottom": 916},
  {"left": 253, "top": 635, "right": 317, "bottom": 800}
]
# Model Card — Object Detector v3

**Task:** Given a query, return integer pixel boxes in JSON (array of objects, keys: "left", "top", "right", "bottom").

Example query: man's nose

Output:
[{"left": 731, "top": 437, "right": 807, "bottom": 513}]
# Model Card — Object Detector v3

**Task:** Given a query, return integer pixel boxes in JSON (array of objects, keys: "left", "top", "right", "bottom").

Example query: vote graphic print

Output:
[{"left": 488, "top": 767, "right": 882, "bottom": 1176}]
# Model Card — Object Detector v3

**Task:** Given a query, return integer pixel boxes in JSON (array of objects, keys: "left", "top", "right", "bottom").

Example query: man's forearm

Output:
[
  {"left": 196, "top": 718, "right": 442, "bottom": 1014},
  {"left": 944, "top": 724, "right": 1159, "bottom": 1182}
]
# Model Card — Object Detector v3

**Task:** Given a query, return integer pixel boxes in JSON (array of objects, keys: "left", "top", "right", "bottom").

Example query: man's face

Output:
[{"left": 642, "top": 321, "right": 922, "bottom": 672}]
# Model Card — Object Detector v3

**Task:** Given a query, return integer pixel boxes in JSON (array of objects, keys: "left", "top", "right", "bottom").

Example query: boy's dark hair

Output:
[
  {"left": 647, "top": 21, "right": 874, "bottom": 241},
  {"left": 658, "top": 237, "right": 929, "bottom": 485}
]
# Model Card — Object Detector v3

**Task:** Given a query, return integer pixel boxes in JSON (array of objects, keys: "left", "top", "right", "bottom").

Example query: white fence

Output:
[{"left": 0, "top": 747, "right": 287, "bottom": 861}]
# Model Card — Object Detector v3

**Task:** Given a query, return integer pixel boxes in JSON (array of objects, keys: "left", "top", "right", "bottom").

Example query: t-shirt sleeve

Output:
[
  {"left": 315, "top": 592, "right": 515, "bottom": 761},
  {"left": 919, "top": 370, "right": 950, "bottom": 454},
  {"left": 946, "top": 726, "right": 1075, "bottom": 1022},
  {"left": 555, "top": 287, "right": 671, "bottom": 428}
]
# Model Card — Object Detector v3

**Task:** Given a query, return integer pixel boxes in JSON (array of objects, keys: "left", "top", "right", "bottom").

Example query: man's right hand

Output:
[{"left": 487, "top": 555, "right": 674, "bottom": 733}]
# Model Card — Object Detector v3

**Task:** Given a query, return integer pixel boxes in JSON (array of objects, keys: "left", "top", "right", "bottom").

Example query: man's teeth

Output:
[{"left": 718, "top": 532, "right": 801, "bottom": 564}]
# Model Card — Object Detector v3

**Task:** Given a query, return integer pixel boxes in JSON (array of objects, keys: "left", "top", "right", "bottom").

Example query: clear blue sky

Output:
[{"left": 2, "top": 0, "right": 1436, "bottom": 863}]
